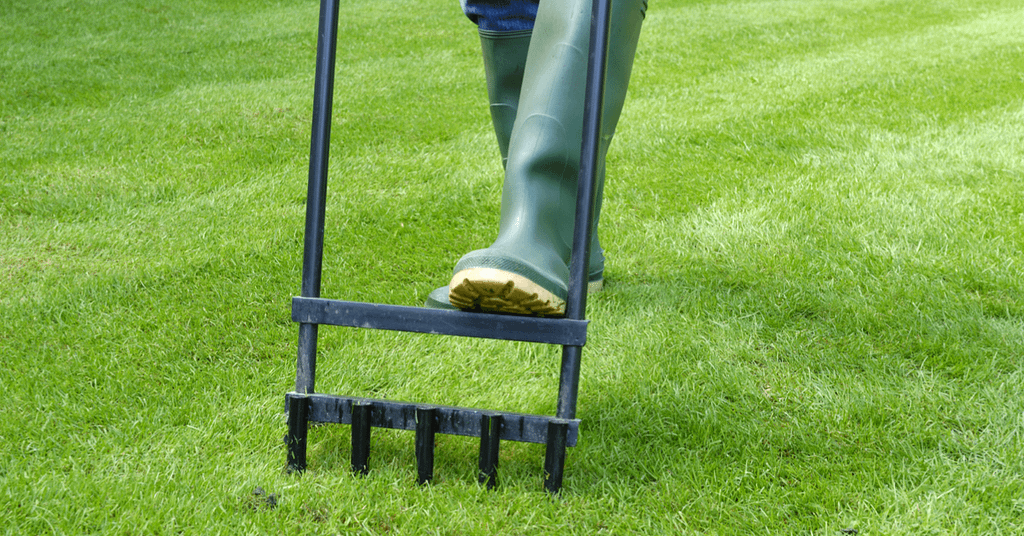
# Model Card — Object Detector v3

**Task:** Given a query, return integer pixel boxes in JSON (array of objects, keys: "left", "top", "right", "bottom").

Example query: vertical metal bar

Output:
[
  {"left": 302, "top": 0, "right": 341, "bottom": 300},
  {"left": 550, "top": 0, "right": 613, "bottom": 488},
  {"left": 295, "top": 325, "right": 318, "bottom": 393},
  {"left": 351, "top": 401, "right": 372, "bottom": 475},
  {"left": 544, "top": 419, "right": 570, "bottom": 493},
  {"left": 295, "top": 0, "right": 342, "bottom": 394},
  {"left": 556, "top": 345, "right": 584, "bottom": 420},
  {"left": 478, "top": 413, "right": 502, "bottom": 489},
  {"left": 565, "top": 0, "right": 613, "bottom": 320},
  {"left": 286, "top": 394, "right": 309, "bottom": 473},
  {"left": 415, "top": 406, "right": 437, "bottom": 484}
]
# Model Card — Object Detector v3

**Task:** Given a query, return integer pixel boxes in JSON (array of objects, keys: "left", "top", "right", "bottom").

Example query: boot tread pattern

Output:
[{"left": 449, "top": 268, "right": 565, "bottom": 317}]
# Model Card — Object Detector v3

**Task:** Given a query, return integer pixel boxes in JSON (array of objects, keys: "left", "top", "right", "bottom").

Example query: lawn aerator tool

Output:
[{"left": 285, "top": 0, "right": 613, "bottom": 493}]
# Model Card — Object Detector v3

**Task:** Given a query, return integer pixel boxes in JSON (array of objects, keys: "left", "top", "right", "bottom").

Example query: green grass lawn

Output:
[{"left": 3, "top": 0, "right": 1023, "bottom": 533}]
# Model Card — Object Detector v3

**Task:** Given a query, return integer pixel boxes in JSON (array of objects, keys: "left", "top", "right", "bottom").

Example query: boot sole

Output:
[
  {"left": 449, "top": 268, "right": 566, "bottom": 317},
  {"left": 427, "top": 278, "right": 602, "bottom": 312}
]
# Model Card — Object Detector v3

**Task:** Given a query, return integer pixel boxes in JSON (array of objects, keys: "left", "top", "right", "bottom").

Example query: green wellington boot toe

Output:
[
  {"left": 445, "top": 267, "right": 606, "bottom": 316},
  {"left": 425, "top": 270, "right": 602, "bottom": 313},
  {"left": 449, "top": 267, "right": 564, "bottom": 316},
  {"left": 425, "top": 272, "right": 603, "bottom": 313},
  {"left": 449, "top": 239, "right": 569, "bottom": 316}
]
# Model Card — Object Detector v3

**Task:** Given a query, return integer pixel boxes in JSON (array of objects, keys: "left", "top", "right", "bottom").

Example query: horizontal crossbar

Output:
[
  {"left": 292, "top": 297, "right": 588, "bottom": 346},
  {"left": 287, "top": 392, "right": 579, "bottom": 446}
]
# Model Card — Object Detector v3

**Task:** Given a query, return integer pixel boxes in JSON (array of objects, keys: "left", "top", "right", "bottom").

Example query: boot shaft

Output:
[
  {"left": 497, "top": 0, "right": 646, "bottom": 262},
  {"left": 479, "top": 29, "right": 532, "bottom": 169}
]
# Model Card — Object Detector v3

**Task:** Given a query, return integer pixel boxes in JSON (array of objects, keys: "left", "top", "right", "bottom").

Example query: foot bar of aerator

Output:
[
  {"left": 286, "top": 393, "right": 579, "bottom": 446},
  {"left": 291, "top": 297, "right": 588, "bottom": 346}
]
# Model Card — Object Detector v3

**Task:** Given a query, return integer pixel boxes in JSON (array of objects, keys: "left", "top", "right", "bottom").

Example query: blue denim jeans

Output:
[{"left": 460, "top": 0, "right": 539, "bottom": 32}]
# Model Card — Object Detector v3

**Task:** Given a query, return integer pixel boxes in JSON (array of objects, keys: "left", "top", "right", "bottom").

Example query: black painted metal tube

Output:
[
  {"left": 556, "top": 345, "right": 584, "bottom": 420},
  {"left": 565, "top": 0, "right": 613, "bottom": 320},
  {"left": 478, "top": 413, "right": 501, "bottom": 489},
  {"left": 544, "top": 419, "right": 570, "bottom": 493},
  {"left": 351, "top": 401, "right": 372, "bottom": 475},
  {"left": 286, "top": 394, "right": 310, "bottom": 473},
  {"left": 556, "top": 0, "right": 613, "bottom": 428},
  {"left": 415, "top": 406, "right": 437, "bottom": 484},
  {"left": 301, "top": 0, "right": 340, "bottom": 300},
  {"left": 295, "top": 323, "right": 318, "bottom": 393},
  {"left": 295, "top": 0, "right": 341, "bottom": 394}
]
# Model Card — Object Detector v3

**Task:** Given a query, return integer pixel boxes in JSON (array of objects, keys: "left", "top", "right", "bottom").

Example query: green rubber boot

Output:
[
  {"left": 479, "top": 28, "right": 608, "bottom": 291},
  {"left": 445, "top": 0, "right": 645, "bottom": 316},
  {"left": 479, "top": 28, "right": 531, "bottom": 171}
]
